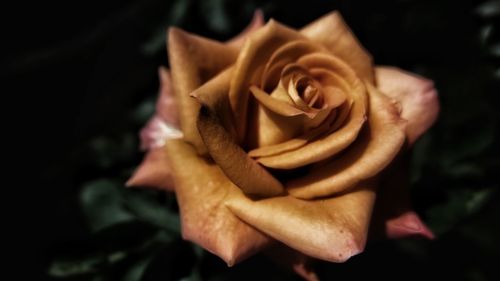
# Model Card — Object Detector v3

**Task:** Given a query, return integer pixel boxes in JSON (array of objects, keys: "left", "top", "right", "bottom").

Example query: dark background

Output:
[{"left": 6, "top": 0, "right": 499, "bottom": 280}]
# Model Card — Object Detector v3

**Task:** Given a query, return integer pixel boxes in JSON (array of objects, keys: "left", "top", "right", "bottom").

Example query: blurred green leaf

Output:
[
  {"left": 475, "top": 1, "right": 500, "bottom": 18},
  {"left": 81, "top": 179, "right": 135, "bottom": 232},
  {"left": 200, "top": 0, "right": 231, "bottom": 33},
  {"left": 123, "top": 190, "right": 181, "bottom": 234},
  {"left": 49, "top": 255, "right": 102, "bottom": 277},
  {"left": 121, "top": 256, "right": 154, "bottom": 281},
  {"left": 427, "top": 188, "right": 494, "bottom": 235},
  {"left": 142, "top": 0, "right": 192, "bottom": 55},
  {"left": 131, "top": 97, "right": 156, "bottom": 126},
  {"left": 88, "top": 134, "right": 137, "bottom": 170}
]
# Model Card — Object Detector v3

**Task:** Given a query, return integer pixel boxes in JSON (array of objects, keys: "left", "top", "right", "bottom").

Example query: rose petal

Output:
[
  {"left": 265, "top": 244, "right": 319, "bottom": 281},
  {"left": 226, "top": 180, "right": 376, "bottom": 263},
  {"left": 168, "top": 27, "right": 239, "bottom": 154},
  {"left": 255, "top": 53, "right": 367, "bottom": 169},
  {"left": 156, "top": 67, "right": 180, "bottom": 127},
  {"left": 126, "top": 147, "right": 175, "bottom": 191},
  {"left": 192, "top": 69, "right": 285, "bottom": 197},
  {"left": 229, "top": 20, "right": 305, "bottom": 142},
  {"left": 386, "top": 211, "right": 435, "bottom": 239},
  {"left": 260, "top": 40, "right": 325, "bottom": 90},
  {"left": 226, "top": 10, "right": 265, "bottom": 48},
  {"left": 247, "top": 111, "right": 337, "bottom": 158},
  {"left": 165, "top": 139, "right": 271, "bottom": 265},
  {"left": 375, "top": 66, "right": 439, "bottom": 145},
  {"left": 300, "top": 11, "right": 374, "bottom": 82},
  {"left": 288, "top": 83, "right": 406, "bottom": 199}
]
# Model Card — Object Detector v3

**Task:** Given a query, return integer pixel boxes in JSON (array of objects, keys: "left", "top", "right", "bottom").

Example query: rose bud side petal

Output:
[
  {"left": 126, "top": 147, "right": 175, "bottom": 191},
  {"left": 375, "top": 66, "right": 440, "bottom": 146}
]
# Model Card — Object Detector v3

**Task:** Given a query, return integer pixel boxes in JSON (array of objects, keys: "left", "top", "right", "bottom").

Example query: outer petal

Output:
[
  {"left": 288, "top": 83, "right": 406, "bottom": 199},
  {"left": 226, "top": 180, "right": 376, "bottom": 263},
  {"left": 126, "top": 147, "right": 175, "bottom": 191},
  {"left": 375, "top": 66, "right": 439, "bottom": 145},
  {"left": 226, "top": 10, "right": 265, "bottom": 48},
  {"left": 371, "top": 155, "right": 435, "bottom": 239},
  {"left": 156, "top": 66, "right": 180, "bottom": 127},
  {"left": 168, "top": 28, "right": 239, "bottom": 154},
  {"left": 193, "top": 69, "right": 285, "bottom": 197},
  {"left": 165, "top": 139, "right": 271, "bottom": 265},
  {"left": 300, "top": 11, "right": 374, "bottom": 82}
]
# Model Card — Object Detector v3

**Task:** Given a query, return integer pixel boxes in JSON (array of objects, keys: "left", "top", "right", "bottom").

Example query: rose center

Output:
[{"left": 295, "top": 77, "right": 324, "bottom": 109}]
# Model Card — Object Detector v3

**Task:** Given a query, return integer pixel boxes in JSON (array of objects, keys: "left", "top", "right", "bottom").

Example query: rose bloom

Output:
[{"left": 128, "top": 11, "right": 439, "bottom": 280}]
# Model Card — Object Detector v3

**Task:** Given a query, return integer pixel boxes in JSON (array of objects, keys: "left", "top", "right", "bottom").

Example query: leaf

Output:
[
  {"left": 426, "top": 188, "right": 494, "bottom": 235},
  {"left": 123, "top": 190, "right": 181, "bottom": 234},
  {"left": 80, "top": 179, "right": 135, "bottom": 232},
  {"left": 475, "top": 1, "right": 500, "bottom": 18},
  {"left": 142, "top": 0, "right": 191, "bottom": 55}
]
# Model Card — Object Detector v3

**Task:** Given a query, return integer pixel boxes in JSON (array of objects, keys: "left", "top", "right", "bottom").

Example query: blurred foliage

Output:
[{"left": 9, "top": 0, "right": 499, "bottom": 280}]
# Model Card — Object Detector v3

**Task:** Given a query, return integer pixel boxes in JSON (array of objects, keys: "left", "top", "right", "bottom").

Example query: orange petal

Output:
[
  {"left": 156, "top": 67, "right": 179, "bottom": 127},
  {"left": 300, "top": 11, "right": 374, "bottom": 82},
  {"left": 265, "top": 244, "right": 319, "bottom": 281},
  {"left": 247, "top": 110, "right": 337, "bottom": 158},
  {"left": 255, "top": 54, "right": 367, "bottom": 169},
  {"left": 226, "top": 10, "right": 265, "bottom": 48},
  {"left": 375, "top": 66, "right": 439, "bottom": 145},
  {"left": 126, "top": 147, "right": 175, "bottom": 191},
  {"left": 165, "top": 139, "right": 271, "bottom": 265},
  {"left": 168, "top": 27, "right": 239, "bottom": 154},
  {"left": 229, "top": 20, "right": 305, "bottom": 142},
  {"left": 226, "top": 180, "right": 376, "bottom": 262},
  {"left": 197, "top": 105, "right": 285, "bottom": 197},
  {"left": 288, "top": 83, "right": 406, "bottom": 199},
  {"left": 192, "top": 68, "right": 285, "bottom": 197},
  {"left": 386, "top": 211, "right": 435, "bottom": 239},
  {"left": 300, "top": 11, "right": 374, "bottom": 83}
]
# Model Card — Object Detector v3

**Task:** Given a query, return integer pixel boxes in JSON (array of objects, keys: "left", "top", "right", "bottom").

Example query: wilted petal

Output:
[
  {"left": 300, "top": 11, "right": 374, "bottom": 82},
  {"left": 227, "top": 180, "right": 376, "bottom": 263},
  {"left": 226, "top": 10, "right": 265, "bottom": 48},
  {"left": 265, "top": 244, "right": 319, "bottom": 281},
  {"left": 165, "top": 139, "right": 271, "bottom": 265},
  {"left": 168, "top": 27, "right": 239, "bottom": 154},
  {"left": 193, "top": 69, "right": 285, "bottom": 197},
  {"left": 375, "top": 66, "right": 439, "bottom": 145},
  {"left": 126, "top": 147, "right": 175, "bottom": 191},
  {"left": 288, "top": 83, "right": 406, "bottom": 199},
  {"left": 156, "top": 67, "right": 180, "bottom": 127}
]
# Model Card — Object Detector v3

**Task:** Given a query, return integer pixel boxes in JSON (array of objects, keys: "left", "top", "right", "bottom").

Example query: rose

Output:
[{"left": 128, "top": 11, "right": 439, "bottom": 279}]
